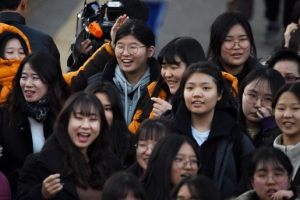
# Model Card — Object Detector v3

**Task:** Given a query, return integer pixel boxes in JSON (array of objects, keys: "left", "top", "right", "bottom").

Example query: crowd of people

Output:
[{"left": 1, "top": 0, "right": 300, "bottom": 200}]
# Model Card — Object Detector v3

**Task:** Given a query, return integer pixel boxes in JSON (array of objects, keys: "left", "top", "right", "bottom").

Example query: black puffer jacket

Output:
[
  {"left": 172, "top": 101, "right": 256, "bottom": 199},
  {"left": 0, "top": 12, "right": 60, "bottom": 61}
]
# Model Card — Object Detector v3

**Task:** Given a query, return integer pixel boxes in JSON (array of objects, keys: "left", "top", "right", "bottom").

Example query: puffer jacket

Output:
[{"left": 0, "top": 23, "right": 31, "bottom": 102}]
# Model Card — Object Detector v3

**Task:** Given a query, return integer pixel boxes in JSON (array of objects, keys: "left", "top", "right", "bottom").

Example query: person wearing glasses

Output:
[
  {"left": 170, "top": 175, "right": 222, "bottom": 200},
  {"left": 238, "top": 67, "right": 285, "bottom": 148},
  {"left": 207, "top": 11, "right": 263, "bottom": 89},
  {"left": 127, "top": 118, "right": 176, "bottom": 177},
  {"left": 235, "top": 147, "right": 299, "bottom": 200},
  {"left": 272, "top": 82, "right": 300, "bottom": 187},
  {"left": 265, "top": 49, "right": 300, "bottom": 84},
  {"left": 140, "top": 134, "right": 200, "bottom": 200},
  {"left": 70, "top": 16, "right": 159, "bottom": 126},
  {"left": 171, "top": 62, "right": 255, "bottom": 199}
]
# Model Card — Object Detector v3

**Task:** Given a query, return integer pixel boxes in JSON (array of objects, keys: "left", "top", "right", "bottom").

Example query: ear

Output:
[
  {"left": 147, "top": 46, "right": 155, "bottom": 58},
  {"left": 250, "top": 178, "right": 255, "bottom": 191},
  {"left": 19, "top": 0, "right": 27, "bottom": 14},
  {"left": 217, "top": 90, "right": 223, "bottom": 101}
]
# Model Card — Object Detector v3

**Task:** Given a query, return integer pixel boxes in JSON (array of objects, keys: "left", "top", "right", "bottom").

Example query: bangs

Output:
[
  {"left": 257, "top": 158, "right": 286, "bottom": 172},
  {"left": 158, "top": 43, "right": 180, "bottom": 65},
  {"left": 72, "top": 98, "right": 100, "bottom": 117},
  {"left": 138, "top": 125, "right": 167, "bottom": 142}
]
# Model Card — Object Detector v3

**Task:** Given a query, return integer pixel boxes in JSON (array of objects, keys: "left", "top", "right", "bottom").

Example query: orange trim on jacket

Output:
[
  {"left": 128, "top": 81, "right": 167, "bottom": 134},
  {"left": 222, "top": 71, "right": 238, "bottom": 96},
  {"left": 0, "top": 23, "right": 32, "bottom": 102},
  {"left": 62, "top": 42, "right": 115, "bottom": 85}
]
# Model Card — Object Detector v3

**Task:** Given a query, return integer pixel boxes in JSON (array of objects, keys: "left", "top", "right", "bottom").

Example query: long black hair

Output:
[{"left": 52, "top": 92, "right": 112, "bottom": 189}]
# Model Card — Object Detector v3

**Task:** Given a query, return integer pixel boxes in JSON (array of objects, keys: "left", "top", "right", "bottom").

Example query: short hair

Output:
[
  {"left": 272, "top": 82, "right": 300, "bottom": 109},
  {"left": 207, "top": 11, "right": 257, "bottom": 64},
  {"left": 170, "top": 175, "right": 222, "bottom": 200},
  {"left": 238, "top": 67, "right": 285, "bottom": 126},
  {"left": 5, "top": 51, "right": 71, "bottom": 117},
  {"left": 0, "top": 0, "right": 21, "bottom": 11},
  {"left": 141, "top": 134, "right": 200, "bottom": 200},
  {"left": 102, "top": 171, "right": 148, "bottom": 200},
  {"left": 265, "top": 49, "right": 300, "bottom": 75},
  {"left": 114, "top": 19, "right": 155, "bottom": 47},
  {"left": 247, "top": 147, "right": 293, "bottom": 182},
  {"left": 0, "top": 32, "right": 29, "bottom": 58}
]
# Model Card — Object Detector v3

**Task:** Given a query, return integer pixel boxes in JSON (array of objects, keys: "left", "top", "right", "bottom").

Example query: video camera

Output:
[{"left": 68, "top": 0, "right": 124, "bottom": 71}]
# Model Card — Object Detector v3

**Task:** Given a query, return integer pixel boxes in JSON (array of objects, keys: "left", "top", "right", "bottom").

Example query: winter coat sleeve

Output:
[
  {"left": 17, "top": 153, "right": 46, "bottom": 200},
  {"left": 62, "top": 42, "right": 115, "bottom": 91}
]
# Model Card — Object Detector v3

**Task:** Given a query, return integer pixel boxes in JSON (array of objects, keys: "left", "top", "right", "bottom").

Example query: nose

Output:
[
  {"left": 266, "top": 175, "right": 276, "bottom": 185},
  {"left": 284, "top": 109, "right": 292, "bottom": 118},
  {"left": 24, "top": 78, "right": 33, "bottom": 87},
  {"left": 81, "top": 118, "right": 90, "bottom": 129},
  {"left": 232, "top": 41, "right": 241, "bottom": 49},
  {"left": 145, "top": 145, "right": 153, "bottom": 155},
  {"left": 193, "top": 88, "right": 202, "bottom": 98},
  {"left": 183, "top": 161, "right": 193, "bottom": 170},
  {"left": 164, "top": 68, "right": 172, "bottom": 77},
  {"left": 254, "top": 97, "right": 262, "bottom": 108},
  {"left": 122, "top": 46, "right": 131, "bottom": 55}
]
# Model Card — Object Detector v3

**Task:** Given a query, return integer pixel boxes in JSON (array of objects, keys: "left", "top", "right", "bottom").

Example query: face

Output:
[
  {"left": 20, "top": 63, "right": 48, "bottom": 102},
  {"left": 115, "top": 35, "right": 154, "bottom": 76},
  {"left": 176, "top": 184, "right": 193, "bottom": 200},
  {"left": 95, "top": 92, "right": 113, "bottom": 128},
  {"left": 161, "top": 56, "right": 187, "bottom": 94},
  {"left": 68, "top": 107, "right": 101, "bottom": 156},
  {"left": 242, "top": 79, "right": 273, "bottom": 128},
  {"left": 251, "top": 162, "right": 291, "bottom": 200},
  {"left": 275, "top": 92, "right": 300, "bottom": 140},
  {"left": 4, "top": 38, "right": 25, "bottom": 60},
  {"left": 136, "top": 139, "right": 156, "bottom": 171},
  {"left": 171, "top": 143, "right": 198, "bottom": 186},
  {"left": 220, "top": 24, "right": 251, "bottom": 74},
  {"left": 273, "top": 60, "right": 300, "bottom": 84},
  {"left": 184, "top": 73, "right": 222, "bottom": 118}
]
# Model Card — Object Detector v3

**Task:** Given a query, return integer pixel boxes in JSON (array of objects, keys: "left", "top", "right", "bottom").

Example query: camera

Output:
[{"left": 68, "top": 0, "right": 124, "bottom": 71}]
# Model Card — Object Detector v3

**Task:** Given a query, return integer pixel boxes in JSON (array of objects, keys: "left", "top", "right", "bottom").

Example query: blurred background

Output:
[{"left": 25, "top": 0, "right": 285, "bottom": 72}]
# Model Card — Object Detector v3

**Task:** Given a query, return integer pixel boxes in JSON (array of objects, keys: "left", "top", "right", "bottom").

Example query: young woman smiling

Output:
[
  {"left": 17, "top": 92, "right": 121, "bottom": 199},
  {"left": 171, "top": 61, "right": 255, "bottom": 199},
  {"left": 273, "top": 82, "right": 300, "bottom": 186}
]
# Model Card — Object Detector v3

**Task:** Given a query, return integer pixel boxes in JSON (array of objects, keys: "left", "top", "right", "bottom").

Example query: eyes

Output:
[
  {"left": 21, "top": 75, "right": 40, "bottom": 80},
  {"left": 185, "top": 86, "right": 211, "bottom": 91}
]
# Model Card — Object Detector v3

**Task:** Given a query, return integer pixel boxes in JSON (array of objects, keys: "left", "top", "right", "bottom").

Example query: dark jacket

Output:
[
  {"left": 0, "top": 12, "right": 60, "bottom": 61},
  {"left": 17, "top": 134, "right": 122, "bottom": 200},
  {"left": 0, "top": 108, "right": 55, "bottom": 196},
  {"left": 172, "top": 101, "right": 255, "bottom": 199}
]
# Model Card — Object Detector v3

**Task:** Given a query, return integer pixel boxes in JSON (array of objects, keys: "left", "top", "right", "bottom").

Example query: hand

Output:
[
  {"left": 271, "top": 190, "right": 294, "bottom": 200},
  {"left": 0, "top": 145, "right": 2, "bottom": 157},
  {"left": 110, "top": 14, "right": 129, "bottom": 49},
  {"left": 284, "top": 22, "right": 298, "bottom": 47},
  {"left": 151, "top": 97, "right": 172, "bottom": 118},
  {"left": 256, "top": 106, "right": 273, "bottom": 119},
  {"left": 42, "top": 174, "right": 63, "bottom": 199},
  {"left": 81, "top": 39, "right": 92, "bottom": 55}
]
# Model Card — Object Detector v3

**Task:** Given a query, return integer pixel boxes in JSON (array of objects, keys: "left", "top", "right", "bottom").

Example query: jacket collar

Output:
[
  {"left": 0, "top": 12, "right": 26, "bottom": 25},
  {"left": 173, "top": 101, "right": 238, "bottom": 140}
]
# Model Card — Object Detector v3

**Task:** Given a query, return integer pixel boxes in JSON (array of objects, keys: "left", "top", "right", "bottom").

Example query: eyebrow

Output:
[
  {"left": 116, "top": 42, "right": 139, "bottom": 45},
  {"left": 247, "top": 89, "right": 272, "bottom": 96},
  {"left": 186, "top": 82, "right": 211, "bottom": 85}
]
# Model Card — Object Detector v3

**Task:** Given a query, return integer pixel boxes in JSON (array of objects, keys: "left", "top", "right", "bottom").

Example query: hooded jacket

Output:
[
  {"left": 172, "top": 101, "right": 255, "bottom": 199},
  {"left": 100, "top": 57, "right": 160, "bottom": 126},
  {"left": 0, "top": 23, "right": 32, "bottom": 102}
]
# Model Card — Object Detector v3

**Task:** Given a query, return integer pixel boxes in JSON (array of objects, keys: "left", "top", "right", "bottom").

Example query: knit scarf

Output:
[{"left": 25, "top": 94, "right": 50, "bottom": 122}]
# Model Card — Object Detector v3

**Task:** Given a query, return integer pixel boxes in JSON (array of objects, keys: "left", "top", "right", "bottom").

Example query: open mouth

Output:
[
  {"left": 78, "top": 133, "right": 90, "bottom": 142},
  {"left": 181, "top": 173, "right": 192, "bottom": 178}
]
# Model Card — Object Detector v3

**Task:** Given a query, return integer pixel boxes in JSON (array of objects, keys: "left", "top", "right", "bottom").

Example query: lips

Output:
[
  {"left": 78, "top": 133, "right": 90, "bottom": 143},
  {"left": 180, "top": 173, "right": 192, "bottom": 178},
  {"left": 143, "top": 158, "right": 149, "bottom": 165},
  {"left": 267, "top": 189, "right": 277, "bottom": 196},
  {"left": 231, "top": 53, "right": 243, "bottom": 59},
  {"left": 24, "top": 90, "right": 35, "bottom": 97},
  {"left": 283, "top": 121, "right": 294, "bottom": 128},
  {"left": 166, "top": 80, "right": 177, "bottom": 88}
]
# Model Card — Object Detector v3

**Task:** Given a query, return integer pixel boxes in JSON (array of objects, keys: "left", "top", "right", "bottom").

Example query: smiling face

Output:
[
  {"left": 242, "top": 78, "right": 273, "bottom": 129},
  {"left": 95, "top": 92, "right": 113, "bottom": 128},
  {"left": 4, "top": 38, "right": 25, "bottom": 60},
  {"left": 68, "top": 107, "right": 101, "bottom": 157},
  {"left": 115, "top": 35, "right": 154, "bottom": 78},
  {"left": 275, "top": 91, "right": 300, "bottom": 143},
  {"left": 220, "top": 24, "right": 251, "bottom": 75},
  {"left": 20, "top": 63, "right": 48, "bottom": 102},
  {"left": 251, "top": 162, "right": 291, "bottom": 200},
  {"left": 184, "top": 72, "right": 222, "bottom": 118},
  {"left": 273, "top": 60, "right": 300, "bottom": 84},
  {"left": 136, "top": 139, "right": 156, "bottom": 171},
  {"left": 171, "top": 143, "right": 198, "bottom": 186},
  {"left": 161, "top": 56, "right": 187, "bottom": 94}
]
